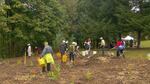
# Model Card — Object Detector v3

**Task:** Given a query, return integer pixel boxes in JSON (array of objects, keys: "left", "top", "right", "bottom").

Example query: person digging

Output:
[{"left": 40, "top": 42, "right": 55, "bottom": 72}]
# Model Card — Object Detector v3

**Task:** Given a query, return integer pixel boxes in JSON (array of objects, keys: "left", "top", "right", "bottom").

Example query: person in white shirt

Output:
[
  {"left": 99, "top": 37, "right": 105, "bottom": 56},
  {"left": 27, "top": 44, "right": 32, "bottom": 57}
]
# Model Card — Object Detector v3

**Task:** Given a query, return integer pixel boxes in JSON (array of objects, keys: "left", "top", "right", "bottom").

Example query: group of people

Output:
[
  {"left": 83, "top": 37, "right": 125, "bottom": 57},
  {"left": 83, "top": 37, "right": 106, "bottom": 56},
  {"left": 27, "top": 42, "right": 55, "bottom": 72},
  {"left": 59, "top": 40, "right": 78, "bottom": 64},
  {"left": 27, "top": 40, "right": 78, "bottom": 72},
  {"left": 26, "top": 37, "right": 126, "bottom": 73}
]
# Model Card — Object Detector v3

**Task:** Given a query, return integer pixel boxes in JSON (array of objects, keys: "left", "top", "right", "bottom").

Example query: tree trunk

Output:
[
  {"left": 137, "top": 31, "right": 142, "bottom": 48},
  {"left": 118, "top": 33, "right": 122, "bottom": 40}
]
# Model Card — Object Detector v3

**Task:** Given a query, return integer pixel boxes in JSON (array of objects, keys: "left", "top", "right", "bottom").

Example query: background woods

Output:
[{"left": 0, "top": 0, "right": 150, "bottom": 58}]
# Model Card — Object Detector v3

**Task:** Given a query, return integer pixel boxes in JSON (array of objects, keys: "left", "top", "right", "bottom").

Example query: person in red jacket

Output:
[{"left": 115, "top": 39, "right": 125, "bottom": 58}]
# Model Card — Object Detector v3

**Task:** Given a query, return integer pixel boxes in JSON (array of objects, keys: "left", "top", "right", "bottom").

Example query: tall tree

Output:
[
  {"left": 77, "top": 0, "right": 118, "bottom": 47},
  {"left": 115, "top": 0, "right": 150, "bottom": 48},
  {"left": 0, "top": 0, "right": 68, "bottom": 58}
]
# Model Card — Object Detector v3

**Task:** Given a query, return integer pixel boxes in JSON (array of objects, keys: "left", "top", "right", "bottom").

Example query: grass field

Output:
[
  {"left": 121, "top": 40, "right": 150, "bottom": 59},
  {"left": 141, "top": 40, "right": 150, "bottom": 48},
  {"left": 124, "top": 49, "right": 150, "bottom": 59},
  {"left": 107, "top": 40, "right": 150, "bottom": 60},
  {"left": 94, "top": 48, "right": 150, "bottom": 60},
  {"left": 110, "top": 48, "right": 150, "bottom": 60}
]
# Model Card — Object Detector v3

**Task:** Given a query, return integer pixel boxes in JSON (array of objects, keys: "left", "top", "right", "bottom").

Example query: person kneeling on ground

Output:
[
  {"left": 69, "top": 42, "right": 77, "bottom": 65},
  {"left": 40, "top": 41, "right": 55, "bottom": 72},
  {"left": 115, "top": 39, "right": 125, "bottom": 58}
]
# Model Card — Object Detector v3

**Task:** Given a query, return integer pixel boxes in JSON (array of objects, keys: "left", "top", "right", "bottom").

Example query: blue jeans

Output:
[{"left": 117, "top": 46, "right": 124, "bottom": 57}]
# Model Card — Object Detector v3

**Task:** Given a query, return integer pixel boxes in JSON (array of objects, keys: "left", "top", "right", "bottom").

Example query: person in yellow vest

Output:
[{"left": 40, "top": 42, "right": 55, "bottom": 72}]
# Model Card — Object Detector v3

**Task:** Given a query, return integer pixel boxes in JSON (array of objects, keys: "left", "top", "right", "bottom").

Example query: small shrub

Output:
[
  {"left": 47, "top": 64, "right": 61, "bottom": 80},
  {"left": 30, "top": 61, "right": 34, "bottom": 67},
  {"left": 6, "top": 60, "right": 10, "bottom": 64},
  {"left": 70, "top": 81, "right": 74, "bottom": 84},
  {"left": 84, "top": 71, "right": 93, "bottom": 80},
  {"left": 16, "top": 59, "right": 21, "bottom": 65}
]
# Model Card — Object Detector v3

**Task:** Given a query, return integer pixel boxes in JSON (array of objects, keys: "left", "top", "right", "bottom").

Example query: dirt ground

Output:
[{"left": 0, "top": 54, "right": 150, "bottom": 84}]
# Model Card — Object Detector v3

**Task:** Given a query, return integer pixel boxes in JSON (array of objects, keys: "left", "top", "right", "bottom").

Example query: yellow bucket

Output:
[
  {"left": 62, "top": 54, "right": 68, "bottom": 63},
  {"left": 56, "top": 52, "right": 61, "bottom": 59},
  {"left": 37, "top": 58, "right": 45, "bottom": 67}
]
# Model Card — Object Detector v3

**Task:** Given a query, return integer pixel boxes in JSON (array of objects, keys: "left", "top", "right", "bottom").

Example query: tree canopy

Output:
[{"left": 0, "top": 0, "right": 149, "bottom": 58}]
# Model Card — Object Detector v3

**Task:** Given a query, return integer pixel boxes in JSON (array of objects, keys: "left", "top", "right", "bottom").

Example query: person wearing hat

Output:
[
  {"left": 99, "top": 37, "right": 106, "bottom": 56},
  {"left": 59, "top": 40, "right": 67, "bottom": 63},
  {"left": 68, "top": 42, "right": 77, "bottom": 65},
  {"left": 40, "top": 42, "right": 55, "bottom": 72},
  {"left": 27, "top": 44, "right": 32, "bottom": 57}
]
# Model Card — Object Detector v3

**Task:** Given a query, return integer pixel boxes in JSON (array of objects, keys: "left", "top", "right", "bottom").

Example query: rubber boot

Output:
[
  {"left": 42, "top": 66, "right": 46, "bottom": 72},
  {"left": 47, "top": 63, "right": 51, "bottom": 72},
  {"left": 117, "top": 50, "right": 120, "bottom": 57}
]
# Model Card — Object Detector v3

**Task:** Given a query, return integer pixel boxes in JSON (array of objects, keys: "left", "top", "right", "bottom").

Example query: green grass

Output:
[
  {"left": 110, "top": 48, "right": 150, "bottom": 59},
  {"left": 141, "top": 40, "right": 150, "bottom": 48},
  {"left": 122, "top": 40, "right": 150, "bottom": 59},
  {"left": 124, "top": 49, "right": 150, "bottom": 59}
]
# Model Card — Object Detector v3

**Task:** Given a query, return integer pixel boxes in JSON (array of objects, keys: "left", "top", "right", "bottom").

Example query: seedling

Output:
[
  {"left": 17, "top": 59, "right": 21, "bottom": 65},
  {"left": 47, "top": 64, "right": 61, "bottom": 80},
  {"left": 5, "top": 60, "right": 10, "bottom": 64},
  {"left": 70, "top": 80, "right": 75, "bottom": 84},
  {"left": 30, "top": 69, "right": 37, "bottom": 75},
  {"left": 127, "top": 64, "right": 133, "bottom": 79},
  {"left": 30, "top": 61, "right": 34, "bottom": 67},
  {"left": 84, "top": 70, "right": 93, "bottom": 80}
]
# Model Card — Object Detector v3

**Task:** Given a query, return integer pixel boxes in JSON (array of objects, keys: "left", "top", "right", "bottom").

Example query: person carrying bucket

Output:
[
  {"left": 40, "top": 41, "right": 55, "bottom": 72},
  {"left": 59, "top": 40, "right": 67, "bottom": 63}
]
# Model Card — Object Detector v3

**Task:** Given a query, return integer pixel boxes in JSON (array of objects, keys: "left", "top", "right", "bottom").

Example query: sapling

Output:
[
  {"left": 85, "top": 70, "right": 93, "bottom": 80},
  {"left": 70, "top": 80, "right": 75, "bottom": 84},
  {"left": 17, "top": 59, "right": 21, "bottom": 65},
  {"left": 30, "top": 61, "right": 34, "bottom": 67},
  {"left": 48, "top": 64, "right": 61, "bottom": 80}
]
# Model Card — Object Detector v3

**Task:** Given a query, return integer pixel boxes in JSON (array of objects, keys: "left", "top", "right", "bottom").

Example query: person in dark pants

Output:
[
  {"left": 59, "top": 40, "right": 67, "bottom": 63},
  {"left": 109, "top": 42, "right": 114, "bottom": 49},
  {"left": 130, "top": 39, "right": 133, "bottom": 47},
  {"left": 69, "top": 52, "right": 75, "bottom": 63},
  {"left": 84, "top": 38, "right": 91, "bottom": 57},
  {"left": 69, "top": 42, "right": 77, "bottom": 65},
  {"left": 40, "top": 42, "right": 54, "bottom": 72}
]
